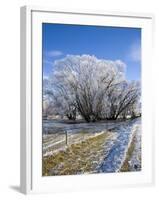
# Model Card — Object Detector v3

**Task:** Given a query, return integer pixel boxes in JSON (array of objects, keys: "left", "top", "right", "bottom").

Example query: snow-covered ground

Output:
[{"left": 43, "top": 117, "right": 141, "bottom": 173}]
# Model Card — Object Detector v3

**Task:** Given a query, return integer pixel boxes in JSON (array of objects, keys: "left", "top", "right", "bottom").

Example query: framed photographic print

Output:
[{"left": 20, "top": 6, "right": 154, "bottom": 194}]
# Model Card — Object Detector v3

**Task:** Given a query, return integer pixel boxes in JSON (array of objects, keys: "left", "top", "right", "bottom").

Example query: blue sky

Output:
[{"left": 42, "top": 23, "right": 141, "bottom": 81}]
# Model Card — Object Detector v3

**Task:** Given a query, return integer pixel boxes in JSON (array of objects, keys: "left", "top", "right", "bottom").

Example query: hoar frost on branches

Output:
[{"left": 43, "top": 55, "right": 141, "bottom": 122}]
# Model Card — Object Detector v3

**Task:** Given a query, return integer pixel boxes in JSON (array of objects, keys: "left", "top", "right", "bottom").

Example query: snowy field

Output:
[{"left": 42, "top": 117, "right": 141, "bottom": 175}]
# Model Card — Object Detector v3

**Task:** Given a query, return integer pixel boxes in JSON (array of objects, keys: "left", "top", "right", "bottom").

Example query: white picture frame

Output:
[{"left": 20, "top": 6, "right": 154, "bottom": 194}]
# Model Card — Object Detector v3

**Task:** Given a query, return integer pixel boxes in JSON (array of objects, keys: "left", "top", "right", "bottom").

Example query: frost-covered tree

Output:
[
  {"left": 43, "top": 54, "right": 141, "bottom": 122},
  {"left": 43, "top": 75, "right": 76, "bottom": 119},
  {"left": 104, "top": 81, "right": 141, "bottom": 120},
  {"left": 43, "top": 77, "right": 54, "bottom": 117}
]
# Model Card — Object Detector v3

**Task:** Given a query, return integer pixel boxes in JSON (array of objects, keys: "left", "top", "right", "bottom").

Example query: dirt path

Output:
[{"left": 120, "top": 124, "right": 141, "bottom": 172}]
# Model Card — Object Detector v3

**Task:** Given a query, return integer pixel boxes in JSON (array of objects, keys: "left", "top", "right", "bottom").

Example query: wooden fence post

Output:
[{"left": 66, "top": 131, "right": 68, "bottom": 146}]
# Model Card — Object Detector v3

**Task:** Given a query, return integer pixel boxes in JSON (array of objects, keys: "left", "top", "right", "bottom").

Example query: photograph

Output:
[{"left": 42, "top": 23, "right": 141, "bottom": 176}]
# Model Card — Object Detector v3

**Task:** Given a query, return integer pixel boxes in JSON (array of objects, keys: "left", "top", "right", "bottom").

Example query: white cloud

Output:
[
  {"left": 115, "top": 59, "right": 126, "bottom": 73},
  {"left": 43, "top": 59, "right": 53, "bottom": 65},
  {"left": 129, "top": 42, "right": 141, "bottom": 62},
  {"left": 43, "top": 75, "right": 49, "bottom": 80},
  {"left": 47, "top": 50, "right": 63, "bottom": 57}
]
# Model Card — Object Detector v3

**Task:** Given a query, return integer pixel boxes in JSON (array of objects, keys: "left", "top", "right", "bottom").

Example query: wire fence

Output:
[{"left": 42, "top": 129, "right": 100, "bottom": 157}]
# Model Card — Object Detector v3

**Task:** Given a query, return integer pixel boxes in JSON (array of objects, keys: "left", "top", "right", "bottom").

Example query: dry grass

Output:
[
  {"left": 120, "top": 136, "right": 136, "bottom": 172},
  {"left": 42, "top": 132, "right": 111, "bottom": 176}
]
